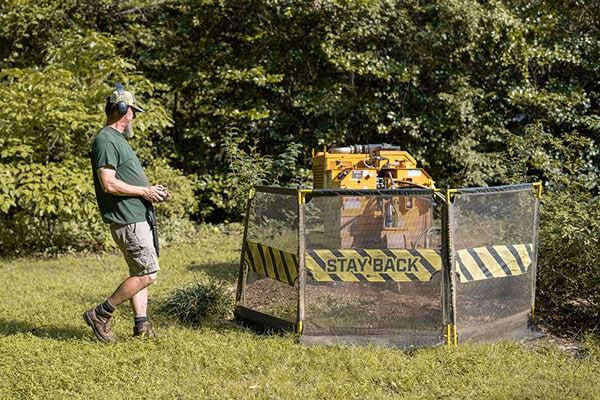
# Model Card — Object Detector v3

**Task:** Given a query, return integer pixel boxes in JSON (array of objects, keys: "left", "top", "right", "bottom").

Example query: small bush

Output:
[{"left": 160, "top": 278, "right": 234, "bottom": 327}]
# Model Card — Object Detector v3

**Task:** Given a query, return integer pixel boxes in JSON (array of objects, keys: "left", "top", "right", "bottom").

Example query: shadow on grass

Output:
[
  {"left": 229, "top": 317, "right": 294, "bottom": 338},
  {"left": 0, "top": 314, "right": 294, "bottom": 343},
  {"left": 186, "top": 261, "right": 238, "bottom": 284},
  {"left": 0, "top": 317, "right": 87, "bottom": 341}
]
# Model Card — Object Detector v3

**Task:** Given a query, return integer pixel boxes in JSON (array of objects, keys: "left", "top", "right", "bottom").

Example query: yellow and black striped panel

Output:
[
  {"left": 306, "top": 248, "right": 442, "bottom": 282},
  {"left": 455, "top": 244, "right": 533, "bottom": 282},
  {"left": 244, "top": 241, "right": 299, "bottom": 286}
]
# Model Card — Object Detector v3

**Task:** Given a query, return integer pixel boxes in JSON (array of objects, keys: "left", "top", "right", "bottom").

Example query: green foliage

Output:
[
  {"left": 160, "top": 278, "right": 234, "bottom": 327},
  {"left": 502, "top": 122, "right": 600, "bottom": 334},
  {"left": 537, "top": 191, "right": 600, "bottom": 336},
  {"left": 504, "top": 122, "right": 598, "bottom": 191},
  {"left": 224, "top": 129, "right": 282, "bottom": 212},
  {"left": 0, "top": 160, "right": 110, "bottom": 255},
  {"left": 194, "top": 129, "right": 310, "bottom": 222},
  {"left": 0, "top": 27, "right": 173, "bottom": 163},
  {"left": 134, "top": 0, "right": 600, "bottom": 194},
  {"left": 225, "top": 128, "right": 306, "bottom": 187},
  {"left": 3, "top": 0, "right": 599, "bottom": 212}
]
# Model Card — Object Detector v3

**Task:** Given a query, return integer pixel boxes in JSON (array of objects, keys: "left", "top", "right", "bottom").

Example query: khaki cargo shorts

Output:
[{"left": 110, "top": 221, "right": 160, "bottom": 276}]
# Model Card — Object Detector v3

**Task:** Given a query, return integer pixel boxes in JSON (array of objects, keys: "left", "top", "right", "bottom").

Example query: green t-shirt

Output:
[{"left": 90, "top": 126, "right": 150, "bottom": 224}]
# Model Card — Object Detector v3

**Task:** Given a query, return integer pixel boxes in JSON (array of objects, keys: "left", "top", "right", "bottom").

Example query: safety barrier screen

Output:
[
  {"left": 235, "top": 184, "right": 541, "bottom": 347},
  {"left": 237, "top": 187, "right": 299, "bottom": 324},
  {"left": 450, "top": 185, "right": 539, "bottom": 343}
]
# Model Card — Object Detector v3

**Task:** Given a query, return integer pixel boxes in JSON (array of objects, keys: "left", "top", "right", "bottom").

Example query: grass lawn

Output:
[{"left": 0, "top": 225, "right": 598, "bottom": 399}]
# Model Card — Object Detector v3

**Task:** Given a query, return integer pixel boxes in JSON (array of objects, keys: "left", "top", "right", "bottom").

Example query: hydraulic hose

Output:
[{"left": 328, "top": 143, "right": 402, "bottom": 154}]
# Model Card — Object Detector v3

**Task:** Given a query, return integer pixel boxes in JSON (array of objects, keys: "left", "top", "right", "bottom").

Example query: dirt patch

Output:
[{"left": 239, "top": 274, "right": 587, "bottom": 356}]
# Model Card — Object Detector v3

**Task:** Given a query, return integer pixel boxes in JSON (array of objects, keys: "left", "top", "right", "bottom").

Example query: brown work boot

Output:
[
  {"left": 133, "top": 321, "right": 157, "bottom": 339},
  {"left": 83, "top": 308, "right": 117, "bottom": 344}
]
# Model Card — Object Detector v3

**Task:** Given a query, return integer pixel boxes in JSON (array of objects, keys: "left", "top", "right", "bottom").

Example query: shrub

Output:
[
  {"left": 0, "top": 160, "right": 111, "bottom": 256},
  {"left": 536, "top": 190, "right": 600, "bottom": 337},
  {"left": 195, "top": 129, "right": 310, "bottom": 223},
  {"left": 160, "top": 278, "right": 234, "bottom": 327}
]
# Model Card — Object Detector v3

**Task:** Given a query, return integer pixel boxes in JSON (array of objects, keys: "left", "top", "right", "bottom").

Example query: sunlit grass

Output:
[{"left": 0, "top": 224, "right": 599, "bottom": 399}]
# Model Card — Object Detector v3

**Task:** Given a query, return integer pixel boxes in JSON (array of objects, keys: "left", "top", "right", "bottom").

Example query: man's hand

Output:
[{"left": 142, "top": 185, "right": 170, "bottom": 203}]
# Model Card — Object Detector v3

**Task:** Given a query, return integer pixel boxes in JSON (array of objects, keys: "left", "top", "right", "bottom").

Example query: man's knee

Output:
[{"left": 140, "top": 272, "right": 158, "bottom": 288}]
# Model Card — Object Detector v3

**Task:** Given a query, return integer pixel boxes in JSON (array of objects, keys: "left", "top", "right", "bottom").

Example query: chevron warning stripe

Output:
[
  {"left": 305, "top": 248, "right": 442, "bottom": 282},
  {"left": 244, "top": 241, "right": 299, "bottom": 286},
  {"left": 455, "top": 244, "right": 533, "bottom": 282}
]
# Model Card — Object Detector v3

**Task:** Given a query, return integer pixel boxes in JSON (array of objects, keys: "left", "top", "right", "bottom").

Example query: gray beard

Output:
[{"left": 123, "top": 124, "right": 134, "bottom": 140}]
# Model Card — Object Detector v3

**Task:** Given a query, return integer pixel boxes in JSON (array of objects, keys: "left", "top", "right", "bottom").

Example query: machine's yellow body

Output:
[
  {"left": 311, "top": 144, "right": 439, "bottom": 249},
  {"left": 312, "top": 144, "right": 434, "bottom": 190}
]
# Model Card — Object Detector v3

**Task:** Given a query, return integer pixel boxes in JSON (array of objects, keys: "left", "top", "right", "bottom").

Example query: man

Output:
[{"left": 84, "top": 82, "right": 169, "bottom": 343}]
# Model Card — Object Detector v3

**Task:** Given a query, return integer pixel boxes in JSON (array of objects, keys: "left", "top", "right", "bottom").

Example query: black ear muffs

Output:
[{"left": 114, "top": 82, "right": 129, "bottom": 115}]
